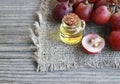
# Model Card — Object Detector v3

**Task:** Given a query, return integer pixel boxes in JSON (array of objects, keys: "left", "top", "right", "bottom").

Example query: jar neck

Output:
[
  {"left": 61, "top": 21, "right": 83, "bottom": 34},
  {"left": 62, "top": 21, "right": 81, "bottom": 29}
]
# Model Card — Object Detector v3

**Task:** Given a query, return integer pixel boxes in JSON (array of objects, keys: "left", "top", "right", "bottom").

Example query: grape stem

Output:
[
  {"left": 108, "top": 3, "right": 116, "bottom": 14},
  {"left": 108, "top": 0, "right": 120, "bottom": 14},
  {"left": 84, "top": 0, "right": 89, "bottom": 5},
  {"left": 74, "top": 0, "right": 77, "bottom": 3},
  {"left": 67, "top": 0, "right": 73, "bottom": 12},
  {"left": 67, "top": 0, "right": 69, "bottom": 5},
  {"left": 115, "top": 4, "right": 120, "bottom": 12}
]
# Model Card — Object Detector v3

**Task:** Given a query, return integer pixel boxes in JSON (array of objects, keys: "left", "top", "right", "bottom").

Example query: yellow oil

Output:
[{"left": 59, "top": 25, "right": 83, "bottom": 45}]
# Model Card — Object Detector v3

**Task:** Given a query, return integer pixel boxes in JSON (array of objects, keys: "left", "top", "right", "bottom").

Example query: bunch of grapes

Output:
[{"left": 52, "top": 0, "right": 120, "bottom": 51}]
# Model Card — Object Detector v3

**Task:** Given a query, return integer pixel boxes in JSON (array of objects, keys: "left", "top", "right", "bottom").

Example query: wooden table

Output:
[{"left": 0, "top": 0, "right": 120, "bottom": 84}]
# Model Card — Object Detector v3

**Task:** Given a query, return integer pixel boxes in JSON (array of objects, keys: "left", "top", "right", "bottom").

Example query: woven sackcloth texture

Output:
[{"left": 30, "top": 0, "right": 120, "bottom": 72}]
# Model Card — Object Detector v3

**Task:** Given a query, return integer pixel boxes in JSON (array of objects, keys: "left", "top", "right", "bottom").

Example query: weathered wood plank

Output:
[
  {"left": 0, "top": 82, "right": 70, "bottom": 84},
  {"left": 0, "top": 0, "right": 40, "bottom": 6},
  {"left": 0, "top": 44, "right": 35, "bottom": 51},
  {"left": 0, "top": 35, "right": 32, "bottom": 43},
  {"left": 0, "top": 7, "right": 38, "bottom": 10},
  {"left": 0, "top": 28, "right": 29, "bottom": 35},
  {"left": 0, "top": 15, "right": 37, "bottom": 20},
  {"left": 0, "top": 59, "right": 35, "bottom": 71},
  {"left": 0, "top": 68, "right": 120, "bottom": 83},
  {"left": 0, "top": 23, "right": 31, "bottom": 26},
  {"left": 0, "top": 16, "right": 35, "bottom": 20},
  {"left": 0, "top": 68, "right": 120, "bottom": 75},
  {"left": 0, "top": 19, "right": 34, "bottom": 23},
  {"left": 0, "top": 58, "right": 32, "bottom": 62},
  {"left": 0, "top": 51, "right": 33, "bottom": 58},
  {"left": 0, "top": 10, "right": 37, "bottom": 15},
  {"left": 0, "top": 82, "right": 112, "bottom": 84},
  {"left": 0, "top": 75, "right": 120, "bottom": 81},
  {"left": 0, "top": 6, "right": 39, "bottom": 8},
  {"left": 0, "top": 5, "right": 39, "bottom": 7}
]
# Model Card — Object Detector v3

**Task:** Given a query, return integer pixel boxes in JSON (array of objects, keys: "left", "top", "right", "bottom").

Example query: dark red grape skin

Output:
[
  {"left": 57, "top": 0, "right": 74, "bottom": 3},
  {"left": 88, "top": 0, "right": 97, "bottom": 3},
  {"left": 57, "top": 0, "right": 68, "bottom": 2},
  {"left": 110, "top": 11, "right": 120, "bottom": 31},
  {"left": 92, "top": 6, "right": 111, "bottom": 25},
  {"left": 108, "top": 31, "right": 120, "bottom": 51},
  {"left": 93, "top": 0, "right": 108, "bottom": 9},
  {"left": 75, "top": 3, "right": 93, "bottom": 22},
  {"left": 69, "top": 0, "right": 74, "bottom": 3},
  {"left": 109, "top": 0, "right": 118, "bottom": 3},
  {"left": 52, "top": 2, "right": 71, "bottom": 21},
  {"left": 72, "top": 0, "right": 85, "bottom": 11}
]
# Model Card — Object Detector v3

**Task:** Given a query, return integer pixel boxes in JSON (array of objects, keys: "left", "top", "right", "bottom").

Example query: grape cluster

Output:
[{"left": 52, "top": 0, "right": 120, "bottom": 51}]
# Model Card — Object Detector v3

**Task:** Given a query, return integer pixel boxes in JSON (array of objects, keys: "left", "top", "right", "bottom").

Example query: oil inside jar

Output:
[
  {"left": 59, "top": 22, "right": 83, "bottom": 45},
  {"left": 59, "top": 13, "right": 85, "bottom": 45}
]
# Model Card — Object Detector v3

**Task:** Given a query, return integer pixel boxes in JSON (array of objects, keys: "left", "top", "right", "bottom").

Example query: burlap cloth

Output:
[{"left": 30, "top": 0, "right": 120, "bottom": 72}]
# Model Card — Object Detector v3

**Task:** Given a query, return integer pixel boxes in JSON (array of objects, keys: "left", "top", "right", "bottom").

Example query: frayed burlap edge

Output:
[{"left": 30, "top": 0, "right": 120, "bottom": 72}]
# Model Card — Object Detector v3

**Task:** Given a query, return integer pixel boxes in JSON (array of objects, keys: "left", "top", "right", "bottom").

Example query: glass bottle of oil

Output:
[{"left": 59, "top": 13, "right": 86, "bottom": 45}]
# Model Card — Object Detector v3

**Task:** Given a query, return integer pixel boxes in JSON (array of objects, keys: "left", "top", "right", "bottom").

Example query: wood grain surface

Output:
[{"left": 0, "top": 0, "right": 120, "bottom": 84}]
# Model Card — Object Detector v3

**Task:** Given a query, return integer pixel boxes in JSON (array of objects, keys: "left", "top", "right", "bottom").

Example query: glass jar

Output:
[{"left": 59, "top": 19, "right": 86, "bottom": 45}]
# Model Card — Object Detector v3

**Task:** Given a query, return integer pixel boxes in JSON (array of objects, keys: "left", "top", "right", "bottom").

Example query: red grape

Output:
[
  {"left": 109, "top": 0, "right": 117, "bottom": 3},
  {"left": 75, "top": 3, "right": 93, "bottom": 22},
  {"left": 88, "top": 0, "right": 97, "bottom": 3},
  {"left": 92, "top": 6, "right": 111, "bottom": 25},
  {"left": 108, "top": 31, "right": 120, "bottom": 51},
  {"left": 69, "top": 0, "right": 74, "bottom": 3},
  {"left": 82, "top": 34, "right": 105, "bottom": 54},
  {"left": 57, "top": 0, "right": 74, "bottom": 3},
  {"left": 110, "top": 11, "right": 120, "bottom": 31},
  {"left": 52, "top": 2, "right": 72, "bottom": 21},
  {"left": 72, "top": 0, "right": 85, "bottom": 11},
  {"left": 57, "top": 0, "right": 68, "bottom": 2},
  {"left": 94, "top": 0, "right": 108, "bottom": 9}
]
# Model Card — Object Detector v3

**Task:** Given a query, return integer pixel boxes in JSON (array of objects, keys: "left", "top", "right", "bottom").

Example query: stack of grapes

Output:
[{"left": 52, "top": 0, "right": 120, "bottom": 51}]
